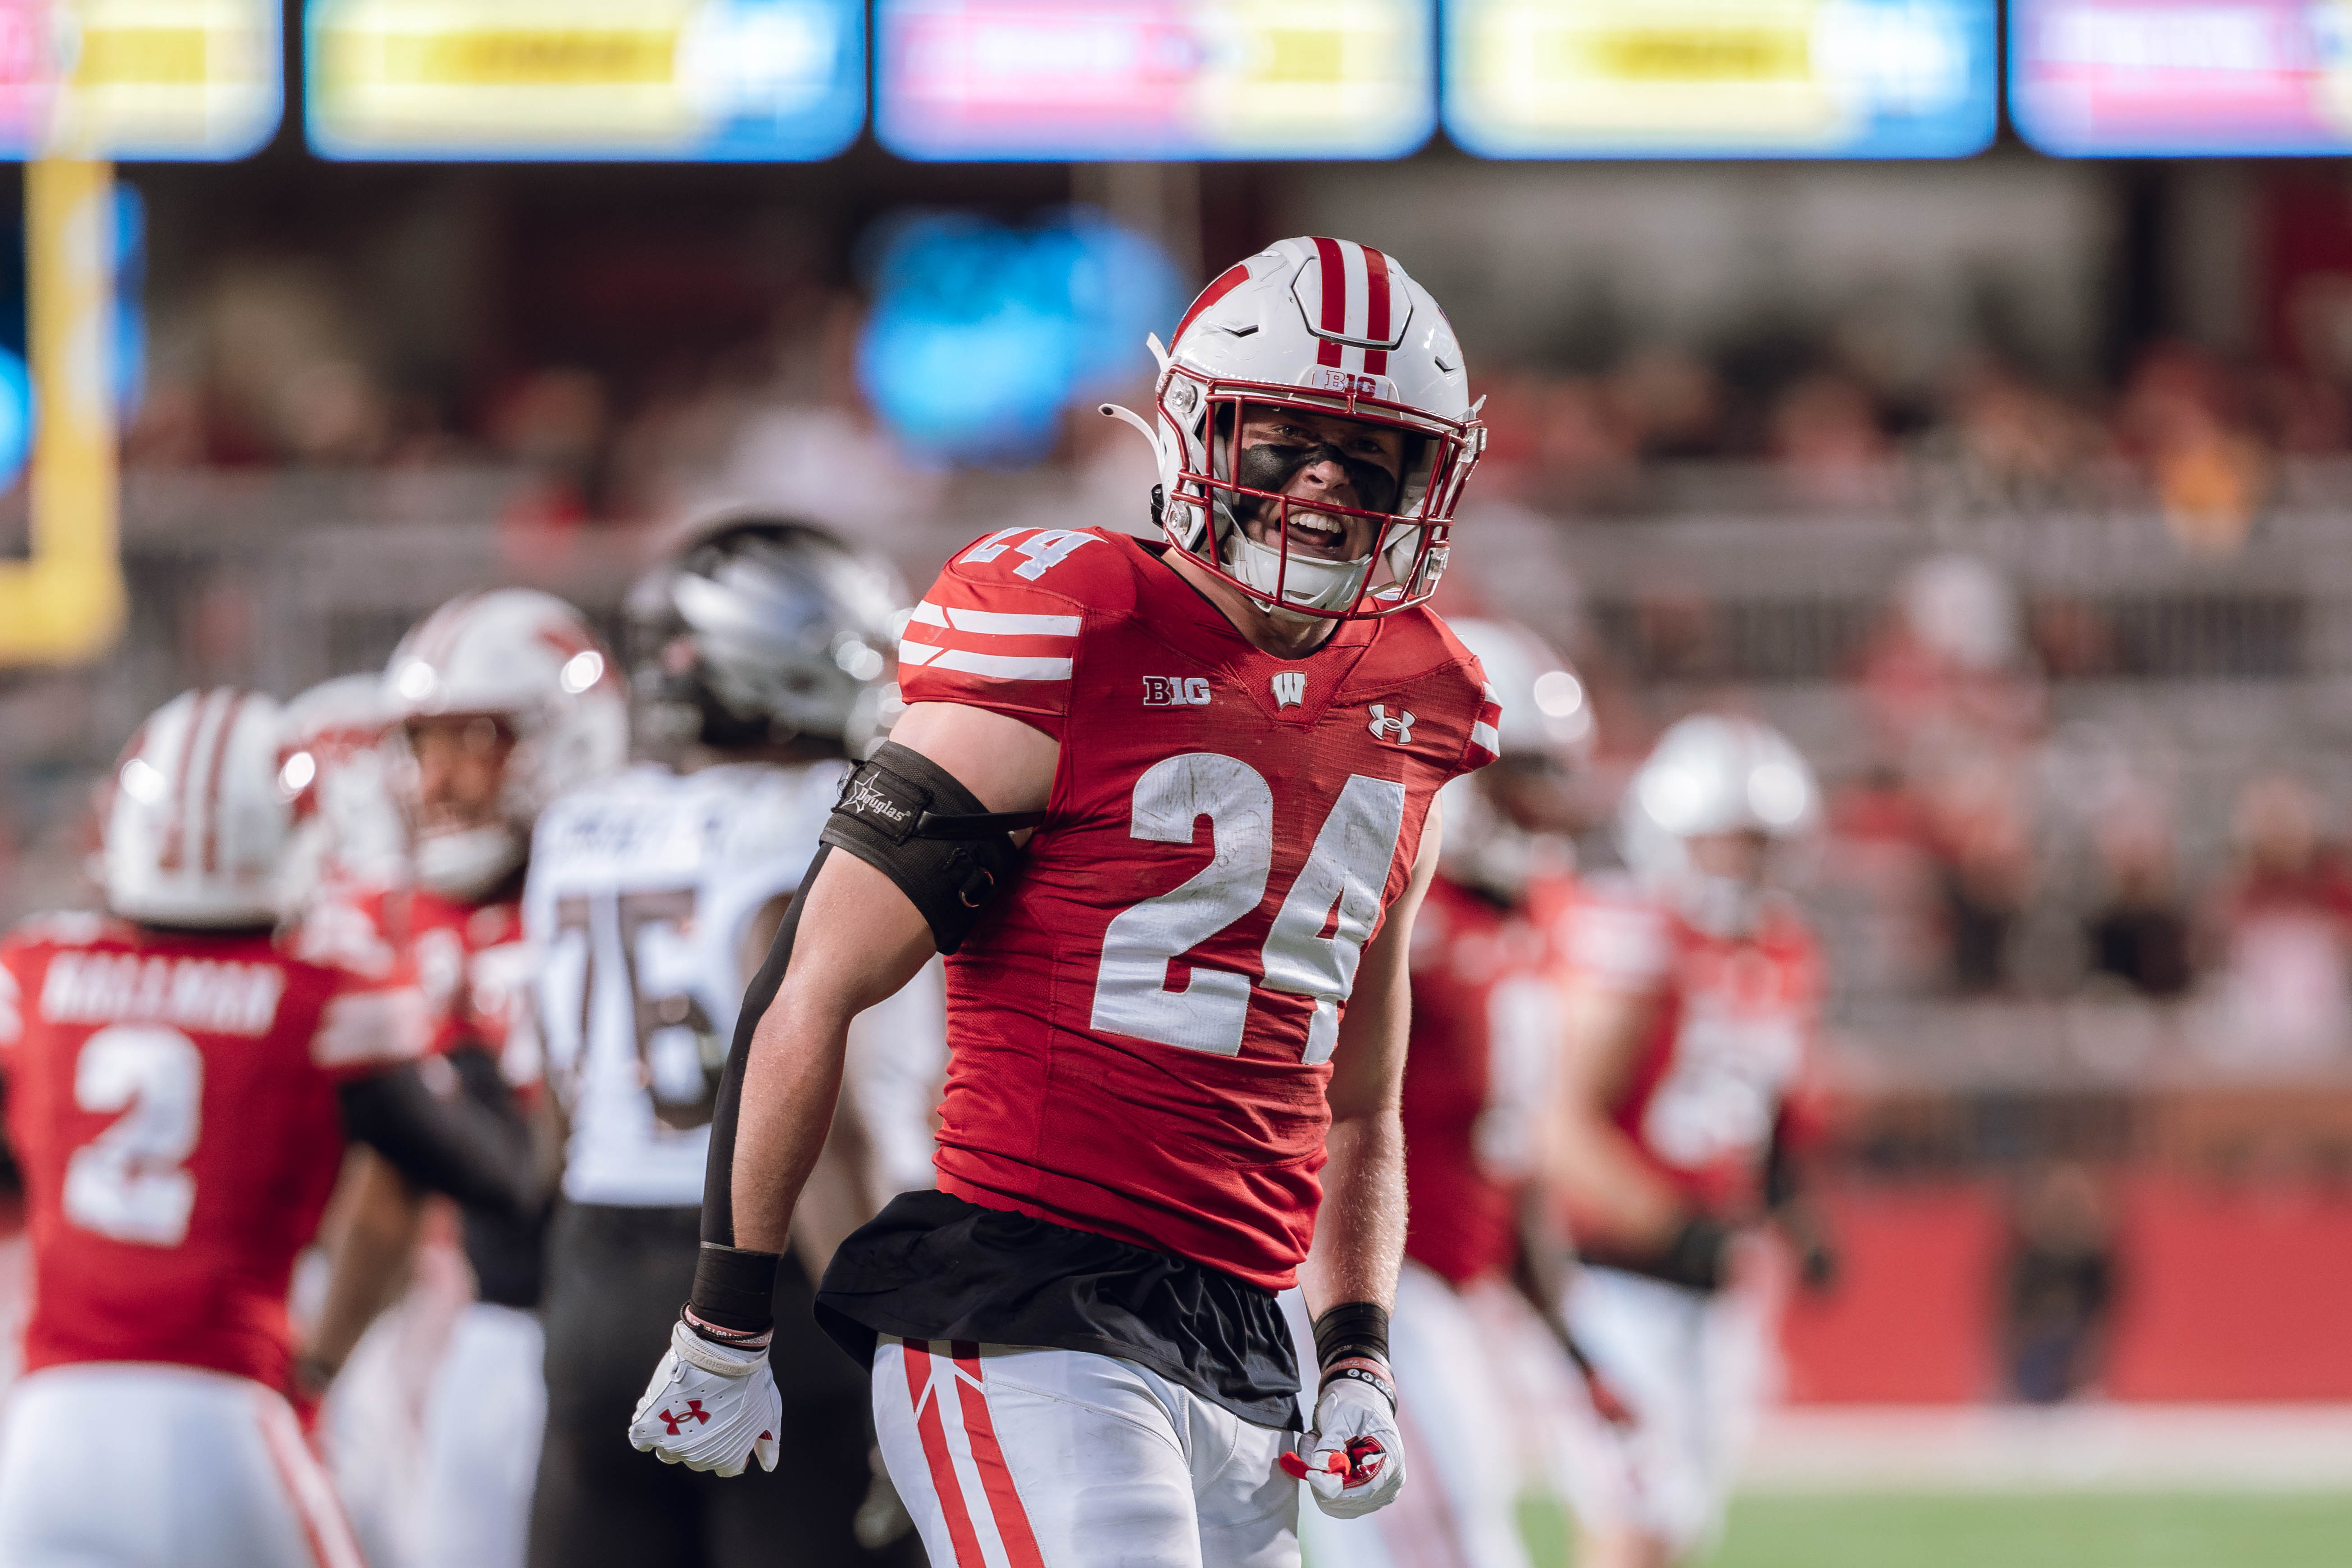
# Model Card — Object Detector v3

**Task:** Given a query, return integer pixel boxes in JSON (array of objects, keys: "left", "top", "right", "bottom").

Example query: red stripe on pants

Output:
[
  {"left": 951, "top": 1342, "right": 1048, "bottom": 1568},
  {"left": 902, "top": 1341, "right": 988, "bottom": 1567}
]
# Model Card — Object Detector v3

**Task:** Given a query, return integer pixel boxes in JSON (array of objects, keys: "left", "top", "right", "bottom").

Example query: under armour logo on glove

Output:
[
  {"left": 629, "top": 1320, "right": 782, "bottom": 1479},
  {"left": 1289, "top": 1371, "right": 1407, "bottom": 1518},
  {"left": 659, "top": 1401, "right": 712, "bottom": 1435}
]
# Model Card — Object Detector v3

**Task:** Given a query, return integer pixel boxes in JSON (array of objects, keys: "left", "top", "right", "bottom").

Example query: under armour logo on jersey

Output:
[
  {"left": 1367, "top": 705, "right": 1415, "bottom": 745},
  {"left": 1142, "top": 676, "right": 1212, "bottom": 707},
  {"left": 659, "top": 1401, "right": 712, "bottom": 1435},
  {"left": 1271, "top": 672, "right": 1307, "bottom": 709}
]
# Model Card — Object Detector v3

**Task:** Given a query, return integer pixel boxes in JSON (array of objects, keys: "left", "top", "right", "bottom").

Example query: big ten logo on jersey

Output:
[
  {"left": 1142, "top": 676, "right": 1212, "bottom": 708},
  {"left": 961, "top": 527, "right": 1100, "bottom": 581}
]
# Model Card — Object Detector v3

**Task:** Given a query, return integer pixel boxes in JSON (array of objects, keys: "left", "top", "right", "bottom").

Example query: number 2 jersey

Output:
[
  {"left": 0, "top": 915, "right": 417, "bottom": 1395},
  {"left": 893, "top": 527, "right": 1498, "bottom": 1289},
  {"left": 1559, "top": 882, "right": 1823, "bottom": 1223}
]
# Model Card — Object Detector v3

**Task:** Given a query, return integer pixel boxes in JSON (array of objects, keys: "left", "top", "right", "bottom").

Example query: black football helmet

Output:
[{"left": 624, "top": 516, "right": 907, "bottom": 757}]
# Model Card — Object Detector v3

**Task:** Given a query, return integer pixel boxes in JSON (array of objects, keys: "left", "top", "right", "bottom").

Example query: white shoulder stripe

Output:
[
  {"left": 901, "top": 640, "right": 1072, "bottom": 681},
  {"left": 1471, "top": 722, "right": 1501, "bottom": 754},
  {"left": 909, "top": 600, "right": 951, "bottom": 628},
  {"left": 946, "top": 605, "right": 1082, "bottom": 638}
]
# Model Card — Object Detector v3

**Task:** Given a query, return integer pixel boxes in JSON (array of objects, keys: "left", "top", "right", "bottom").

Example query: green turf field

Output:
[{"left": 1511, "top": 1492, "right": 2352, "bottom": 1568}]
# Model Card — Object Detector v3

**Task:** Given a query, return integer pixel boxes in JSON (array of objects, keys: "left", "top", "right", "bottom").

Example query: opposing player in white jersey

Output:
[
  {"left": 301, "top": 590, "right": 629, "bottom": 1568},
  {"left": 0, "top": 688, "right": 536, "bottom": 1568},
  {"left": 526, "top": 518, "right": 937, "bottom": 1568},
  {"left": 1549, "top": 715, "right": 1837, "bottom": 1568},
  {"left": 632, "top": 238, "right": 1497, "bottom": 1567}
]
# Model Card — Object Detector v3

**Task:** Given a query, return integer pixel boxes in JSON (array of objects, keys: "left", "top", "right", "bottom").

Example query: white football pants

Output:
[
  {"left": 1541, "top": 1265, "right": 1774, "bottom": 1557},
  {"left": 1282, "top": 1266, "right": 1533, "bottom": 1568},
  {"left": 417, "top": 1301, "right": 547, "bottom": 1568},
  {"left": 873, "top": 1336, "right": 1302, "bottom": 1568},
  {"left": 0, "top": 1363, "right": 365, "bottom": 1568}
]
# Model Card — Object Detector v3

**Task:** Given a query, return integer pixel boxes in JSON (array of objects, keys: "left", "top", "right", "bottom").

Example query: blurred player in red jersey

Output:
[
  {"left": 1549, "top": 715, "right": 1838, "bottom": 1568},
  {"left": 300, "top": 590, "right": 626, "bottom": 1568},
  {"left": 0, "top": 688, "right": 536, "bottom": 1568},
  {"left": 631, "top": 237, "right": 1497, "bottom": 1566},
  {"left": 1292, "top": 618, "right": 1594, "bottom": 1568}
]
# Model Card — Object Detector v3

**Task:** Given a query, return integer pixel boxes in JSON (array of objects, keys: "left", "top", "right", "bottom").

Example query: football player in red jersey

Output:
[
  {"left": 631, "top": 237, "right": 1497, "bottom": 1565},
  {"left": 0, "top": 688, "right": 535, "bottom": 1568},
  {"left": 1548, "top": 715, "right": 1836, "bottom": 1568},
  {"left": 299, "top": 590, "right": 626, "bottom": 1568},
  {"left": 1293, "top": 618, "right": 1593, "bottom": 1568}
]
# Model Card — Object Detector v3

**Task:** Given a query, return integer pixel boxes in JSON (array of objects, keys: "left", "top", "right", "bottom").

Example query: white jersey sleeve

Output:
[{"left": 526, "top": 761, "right": 845, "bottom": 1207}]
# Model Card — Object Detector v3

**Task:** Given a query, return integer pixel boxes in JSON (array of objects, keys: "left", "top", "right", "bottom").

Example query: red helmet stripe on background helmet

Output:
[
  {"left": 1174, "top": 261, "right": 1252, "bottom": 345},
  {"left": 1363, "top": 246, "right": 1392, "bottom": 376},
  {"left": 198, "top": 688, "right": 248, "bottom": 874},
  {"left": 156, "top": 687, "right": 204, "bottom": 873}
]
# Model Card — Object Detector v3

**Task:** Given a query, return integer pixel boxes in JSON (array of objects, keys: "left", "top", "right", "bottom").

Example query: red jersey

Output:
[
  {"left": 0, "top": 914, "right": 419, "bottom": 1393},
  {"left": 1559, "top": 883, "right": 1821, "bottom": 1220},
  {"left": 298, "top": 884, "right": 534, "bottom": 1088},
  {"left": 901, "top": 527, "right": 1497, "bottom": 1289},
  {"left": 1400, "top": 873, "right": 1575, "bottom": 1286}
]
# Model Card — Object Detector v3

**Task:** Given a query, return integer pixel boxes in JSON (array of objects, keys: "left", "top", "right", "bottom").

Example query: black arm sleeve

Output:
[
  {"left": 337, "top": 1047, "right": 535, "bottom": 1217},
  {"left": 701, "top": 844, "right": 832, "bottom": 1249}
]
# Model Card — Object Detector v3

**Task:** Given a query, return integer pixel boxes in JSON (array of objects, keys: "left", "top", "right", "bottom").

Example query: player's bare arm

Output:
[
  {"left": 1550, "top": 979, "right": 1689, "bottom": 1253},
  {"left": 726, "top": 701, "right": 1053, "bottom": 1255},
  {"left": 1298, "top": 799, "right": 1440, "bottom": 1317}
]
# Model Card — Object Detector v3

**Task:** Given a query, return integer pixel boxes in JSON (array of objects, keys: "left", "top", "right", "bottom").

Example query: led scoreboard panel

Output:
[
  {"left": 0, "top": 0, "right": 281, "bottom": 158},
  {"left": 305, "top": 0, "right": 864, "bottom": 159},
  {"left": 876, "top": 0, "right": 1435, "bottom": 160},
  {"left": 2012, "top": 0, "right": 2352, "bottom": 155},
  {"left": 1443, "top": 0, "right": 1997, "bottom": 158}
]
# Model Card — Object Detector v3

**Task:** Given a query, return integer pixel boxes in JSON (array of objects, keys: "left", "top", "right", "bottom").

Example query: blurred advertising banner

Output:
[
  {"left": 875, "top": 0, "right": 1435, "bottom": 160},
  {"left": 304, "top": 0, "right": 864, "bottom": 160},
  {"left": 0, "top": 0, "right": 280, "bottom": 159},
  {"left": 2012, "top": 0, "right": 2352, "bottom": 156},
  {"left": 1442, "top": 0, "right": 1997, "bottom": 159}
]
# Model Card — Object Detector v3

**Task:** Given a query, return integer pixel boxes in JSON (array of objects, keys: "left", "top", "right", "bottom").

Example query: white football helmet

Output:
[
  {"left": 104, "top": 688, "right": 294, "bottom": 928},
  {"left": 384, "top": 589, "right": 628, "bottom": 899},
  {"left": 1438, "top": 618, "right": 1593, "bottom": 899},
  {"left": 1105, "top": 236, "right": 1484, "bottom": 622},
  {"left": 1619, "top": 714, "right": 1820, "bottom": 936},
  {"left": 278, "top": 672, "right": 406, "bottom": 911}
]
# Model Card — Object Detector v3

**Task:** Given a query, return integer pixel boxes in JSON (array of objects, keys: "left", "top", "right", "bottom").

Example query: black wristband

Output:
[
  {"left": 1311, "top": 1301, "right": 1391, "bottom": 1373},
  {"left": 689, "top": 1242, "right": 781, "bottom": 1334}
]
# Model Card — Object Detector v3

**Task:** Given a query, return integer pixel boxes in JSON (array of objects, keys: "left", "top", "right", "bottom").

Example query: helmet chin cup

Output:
[
  {"left": 1222, "top": 523, "right": 1374, "bottom": 617},
  {"left": 1679, "top": 873, "right": 1761, "bottom": 940},
  {"left": 413, "top": 823, "right": 525, "bottom": 900}
]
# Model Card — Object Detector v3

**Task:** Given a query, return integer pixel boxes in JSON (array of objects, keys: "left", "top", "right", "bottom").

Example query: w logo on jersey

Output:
[
  {"left": 1367, "top": 705, "right": 1415, "bottom": 745},
  {"left": 1270, "top": 673, "right": 1306, "bottom": 709}
]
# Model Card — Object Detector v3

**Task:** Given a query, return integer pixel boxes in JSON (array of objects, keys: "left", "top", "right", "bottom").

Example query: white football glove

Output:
[
  {"left": 1283, "top": 1368, "right": 1406, "bottom": 1519},
  {"left": 628, "top": 1319, "right": 782, "bottom": 1477}
]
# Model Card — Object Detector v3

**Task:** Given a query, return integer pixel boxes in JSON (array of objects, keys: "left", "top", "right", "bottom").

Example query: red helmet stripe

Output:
[
  {"left": 156, "top": 690, "right": 203, "bottom": 873},
  {"left": 197, "top": 688, "right": 247, "bottom": 874},
  {"left": 1312, "top": 236, "right": 1349, "bottom": 337},
  {"left": 1174, "top": 261, "right": 1252, "bottom": 345},
  {"left": 1363, "top": 246, "right": 1392, "bottom": 374}
]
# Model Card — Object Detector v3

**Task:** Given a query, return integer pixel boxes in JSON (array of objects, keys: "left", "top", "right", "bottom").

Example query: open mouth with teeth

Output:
[{"left": 1281, "top": 507, "right": 1360, "bottom": 560}]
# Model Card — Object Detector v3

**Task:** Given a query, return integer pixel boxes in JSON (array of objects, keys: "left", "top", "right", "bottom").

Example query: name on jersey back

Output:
[{"left": 40, "top": 951, "right": 287, "bottom": 1037}]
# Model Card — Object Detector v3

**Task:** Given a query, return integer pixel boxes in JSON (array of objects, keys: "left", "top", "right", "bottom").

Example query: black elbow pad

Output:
[
  {"left": 818, "top": 740, "right": 1041, "bottom": 954},
  {"left": 339, "top": 1054, "right": 532, "bottom": 1216}
]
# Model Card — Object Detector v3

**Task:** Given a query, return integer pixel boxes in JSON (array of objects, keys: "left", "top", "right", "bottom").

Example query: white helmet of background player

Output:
[
  {"left": 276, "top": 672, "right": 405, "bottom": 911},
  {"left": 104, "top": 688, "right": 292, "bottom": 927},
  {"left": 384, "top": 588, "right": 627, "bottom": 898},
  {"left": 1437, "top": 618, "right": 1594, "bottom": 899},
  {"left": 1107, "top": 236, "right": 1485, "bottom": 623},
  {"left": 1620, "top": 714, "right": 1820, "bottom": 937},
  {"left": 624, "top": 516, "right": 906, "bottom": 759}
]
